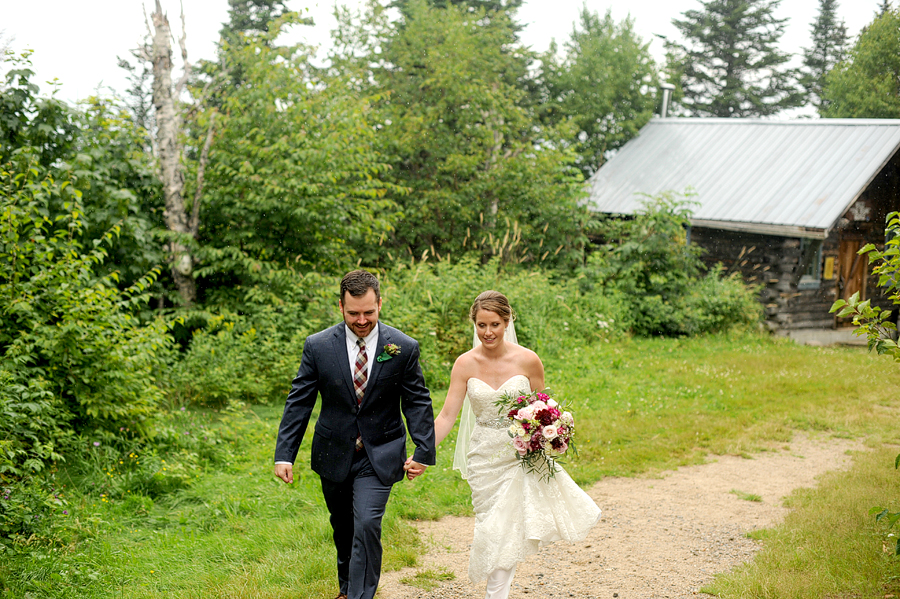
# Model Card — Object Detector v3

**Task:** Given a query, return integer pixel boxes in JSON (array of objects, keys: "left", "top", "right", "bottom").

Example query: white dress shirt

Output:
[{"left": 345, "top": 323, "right": 379, "bottom": 383}]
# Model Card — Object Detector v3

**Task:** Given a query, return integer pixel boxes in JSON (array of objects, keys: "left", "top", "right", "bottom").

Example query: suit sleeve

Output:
[
  {"left": 400, "top": 342, "right": 436, "bottom": 466},
  {"left": 274, "top": 337, "right": 319, "bottom": 464}
]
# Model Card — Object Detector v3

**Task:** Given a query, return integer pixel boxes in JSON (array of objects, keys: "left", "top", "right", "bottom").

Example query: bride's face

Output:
[{"left": 474, "top": 309, "right": 507, "bottom": 348}]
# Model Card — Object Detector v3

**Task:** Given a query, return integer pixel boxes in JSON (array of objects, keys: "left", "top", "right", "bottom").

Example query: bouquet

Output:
[{"left": 494, "top": 388, "right": 576, "bottom": 480}]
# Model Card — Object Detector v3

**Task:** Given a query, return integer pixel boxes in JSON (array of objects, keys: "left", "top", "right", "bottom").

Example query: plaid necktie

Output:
[
  {"left": 353, "top": 338, "right": 368, "bottom": 402},
  {"left": 353, "top": 338, "right": 367, "bottom": 451}
]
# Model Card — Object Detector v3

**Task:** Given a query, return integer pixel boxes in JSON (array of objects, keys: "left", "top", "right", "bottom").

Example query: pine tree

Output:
[
  {"left": 801, "top": 0, "right": 849, "bottom": 110},
  {"left": 219, "top": 0, "right": 290, "bottom": 47},
  {"left": 669, "top": 0, "right": 804, "bottom": 117},
  {"left": 878, "top": 0, "right": 892, "bottom": 15}
]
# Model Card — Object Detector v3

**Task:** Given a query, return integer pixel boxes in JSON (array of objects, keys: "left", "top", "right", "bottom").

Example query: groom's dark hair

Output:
[{"left": 341, "top": 270, "right": 381, "bottom": 302}]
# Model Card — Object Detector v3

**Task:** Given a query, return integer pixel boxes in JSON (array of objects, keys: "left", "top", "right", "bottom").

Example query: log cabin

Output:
[{"left": 586, "top": 118, "right": 900, "bottom": 343}]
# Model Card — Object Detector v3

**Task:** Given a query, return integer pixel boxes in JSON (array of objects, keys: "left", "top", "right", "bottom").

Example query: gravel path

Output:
[{"left": 378, "top": 434, "right": 863, "bottom": 599}]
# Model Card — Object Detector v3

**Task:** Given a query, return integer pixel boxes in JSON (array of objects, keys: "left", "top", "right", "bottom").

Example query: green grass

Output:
[
  {"left": 731, "top": 489, "right": 763, "bottom": 502},
  {"left": 703, "top": 446, "right": 900, "bottom": 599},
  {"left": 399, "top": 568, "right": 455, "bottom": 590},
  {"left": 2, "top": 332, "right": 900, "bottom": 598}
]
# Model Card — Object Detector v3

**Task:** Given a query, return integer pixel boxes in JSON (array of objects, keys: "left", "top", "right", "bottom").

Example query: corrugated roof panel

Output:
[{"left": 587, "top": 119, "right": 900, "bottom": 236}]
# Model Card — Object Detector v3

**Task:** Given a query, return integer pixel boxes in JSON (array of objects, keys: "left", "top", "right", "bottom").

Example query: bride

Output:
[{"left": 405, "top": 290, "right": 601, "bottom": 599}]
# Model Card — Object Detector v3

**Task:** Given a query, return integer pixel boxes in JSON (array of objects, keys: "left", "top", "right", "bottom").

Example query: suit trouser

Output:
[{"left": 320, "top": 449, "right": 393, "bottom": 599}]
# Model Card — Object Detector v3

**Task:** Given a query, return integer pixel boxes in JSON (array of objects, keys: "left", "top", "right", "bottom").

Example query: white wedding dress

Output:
[{"left": 464, "top": 374, "right": 601, "bottom": 583}]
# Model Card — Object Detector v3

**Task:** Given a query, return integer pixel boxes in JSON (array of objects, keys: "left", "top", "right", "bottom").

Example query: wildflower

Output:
[{"left": 93, "top": 442, "right": 100, "bottom": 447}]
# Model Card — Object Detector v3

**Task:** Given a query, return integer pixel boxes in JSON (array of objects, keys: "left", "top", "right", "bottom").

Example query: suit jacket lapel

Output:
[
  {"left": 363, "top": 326, "right": 390, "bottom": 404},
  {"left": 331, "top": 325, "right": 357, "bottom": 401}
]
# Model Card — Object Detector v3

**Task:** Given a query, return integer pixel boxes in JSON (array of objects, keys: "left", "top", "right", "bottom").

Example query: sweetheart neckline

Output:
[{"left": 467, "top": 374, "right": 530, "bottom": 392}]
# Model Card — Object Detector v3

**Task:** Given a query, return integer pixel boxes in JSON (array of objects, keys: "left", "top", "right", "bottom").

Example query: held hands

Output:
[
  {"left": 404, "top": 456, "right": 427, "bottom": 481},
  {"left": 274, "top": 463, "right": 294, "bottom": 484}
]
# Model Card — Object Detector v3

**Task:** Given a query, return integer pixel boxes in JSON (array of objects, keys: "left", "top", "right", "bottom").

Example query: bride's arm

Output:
[
  {"left": 524, "top": 349, "right": 546, "bottom": 392},
  {"left": 433, "top": 358, "right": 469, "bottom": 446}
]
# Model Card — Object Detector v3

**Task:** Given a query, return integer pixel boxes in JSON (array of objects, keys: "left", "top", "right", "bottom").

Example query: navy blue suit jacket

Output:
[{"left": 274, "top": 322, "right": 436, "bottom": 485}]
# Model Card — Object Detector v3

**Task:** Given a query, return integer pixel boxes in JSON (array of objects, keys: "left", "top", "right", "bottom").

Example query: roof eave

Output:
[{"left": 690, "top": 218, "right": 828, "bottom": 239}]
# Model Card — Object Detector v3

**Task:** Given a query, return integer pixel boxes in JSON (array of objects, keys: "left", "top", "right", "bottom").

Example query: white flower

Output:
[
  {"left": 509, "top": 423, "right": 527, "bottom": 437},
  {"left": 562, "top": 411, "right": 574, "bottom": 426},
  {"left": 543, "top": 425, "right": 559, "bottom": 440},
  {"left": 547, "top": 398, "right": 559, "bottom": 408}
]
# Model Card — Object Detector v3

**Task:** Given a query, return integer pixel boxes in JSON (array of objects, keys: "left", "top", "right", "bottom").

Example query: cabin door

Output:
[{"left": 836, "top": 238, "right": 869, "bottom": 327}]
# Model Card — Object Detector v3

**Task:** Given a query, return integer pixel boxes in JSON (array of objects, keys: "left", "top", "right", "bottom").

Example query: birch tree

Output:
[{"left": 146, "top": 1, "right": 215, "bottom": 306}]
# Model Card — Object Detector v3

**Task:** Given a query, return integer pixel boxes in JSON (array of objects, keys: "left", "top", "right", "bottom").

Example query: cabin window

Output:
[{"left": 798, "top": 239, "right": 823, "bottom": 290}]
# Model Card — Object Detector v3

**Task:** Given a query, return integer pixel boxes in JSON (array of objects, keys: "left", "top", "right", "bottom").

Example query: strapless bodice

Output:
[{"left": 465, "top": 374, "right": 531, "bottom": 423}]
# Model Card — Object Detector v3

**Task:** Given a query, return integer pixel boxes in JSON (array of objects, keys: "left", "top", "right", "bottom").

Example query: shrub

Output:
[
  {"left": 0, "top": 151, "right": 173, "bottom": 433},
  {"left": 0, "top": 152, "right": 176, "bottom": 545},
  {"left": 585, "top": 191, "right": 761, "bottom": 336}
]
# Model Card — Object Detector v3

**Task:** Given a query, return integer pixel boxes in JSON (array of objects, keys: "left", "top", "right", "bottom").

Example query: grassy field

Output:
[{"left": 3, "top": 332, "right": 900, "bottom": 598}]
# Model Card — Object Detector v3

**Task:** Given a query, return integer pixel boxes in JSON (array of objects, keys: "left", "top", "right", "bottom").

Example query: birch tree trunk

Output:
[{"left": 150, "top": 0, "right": 195, "bottom": 305}]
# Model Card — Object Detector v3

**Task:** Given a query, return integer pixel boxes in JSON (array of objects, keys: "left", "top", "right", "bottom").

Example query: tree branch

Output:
[
  {"left": 175, "top": 0, "right": 192, "bottom": 96},
  {"left": 190, "top": 110, "right": 216, "bottom": 238}
]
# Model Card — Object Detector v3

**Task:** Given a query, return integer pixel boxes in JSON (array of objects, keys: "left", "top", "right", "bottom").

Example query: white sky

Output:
[{"left": 1, "top": 0, "right": 882, "bottom": 104}]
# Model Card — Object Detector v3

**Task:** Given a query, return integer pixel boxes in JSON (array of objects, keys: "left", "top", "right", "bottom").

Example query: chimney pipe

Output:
[{"left": 660, "top": 83, "right": 675, "bottom": 118}]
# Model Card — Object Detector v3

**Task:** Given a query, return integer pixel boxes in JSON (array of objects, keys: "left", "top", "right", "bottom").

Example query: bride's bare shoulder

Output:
[
  {"left": 511, "top": 343, "right": 541, "bottom": 364},
  {"left": 451, "top": 349, "right": 479, "bottom": 377}
]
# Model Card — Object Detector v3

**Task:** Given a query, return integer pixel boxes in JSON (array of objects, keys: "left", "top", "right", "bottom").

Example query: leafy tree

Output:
[
  {"left": 821, "top": 8, "right": 900, "bottom": 118},
  {"left": 878, "top": 0, "right": 892, "bottom": 15},
  {"left": 195, "top": 16, "right": 400, "bottom": 306},
  {"left": 1, "top": 54, "right": 163, "bottom": 290},
  {"left": 0, "top": 53, "right": 78, "bottom": 168},
  {"left": 541, "top": 8, "right": 658, "bottom": 178},
  {"left": 801, "top": 0, "right": 848, "bottom": 110},
  {"left": 332, "top": 0, "right": 588, "bottom": 268},
  {"left": 668, "top": 0, "right": 804, "bottom": 117}
]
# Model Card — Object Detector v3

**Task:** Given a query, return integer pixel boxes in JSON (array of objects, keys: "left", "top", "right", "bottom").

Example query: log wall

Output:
[{"left": 690, "top": 152, "right": 900, "bottom": 331}]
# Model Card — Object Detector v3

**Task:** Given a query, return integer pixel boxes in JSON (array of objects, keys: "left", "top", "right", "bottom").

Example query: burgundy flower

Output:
[{"left": 536, "top": 409, "right": 554, "bottom": 426}]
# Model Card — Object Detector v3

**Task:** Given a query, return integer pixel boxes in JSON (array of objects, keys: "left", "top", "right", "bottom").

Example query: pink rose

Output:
[{"left": 513, "top": 436, "right": 528, "bottom": 456}]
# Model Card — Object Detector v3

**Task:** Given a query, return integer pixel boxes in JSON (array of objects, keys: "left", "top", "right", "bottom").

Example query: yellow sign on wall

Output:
[{"left": 823, "top": 257, "right": 835, "bottom": 280}]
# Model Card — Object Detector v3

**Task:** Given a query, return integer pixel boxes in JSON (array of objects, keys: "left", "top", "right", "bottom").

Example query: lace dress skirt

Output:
[{"left": 464, "top": 377, "right": 601, "bottom": 583}]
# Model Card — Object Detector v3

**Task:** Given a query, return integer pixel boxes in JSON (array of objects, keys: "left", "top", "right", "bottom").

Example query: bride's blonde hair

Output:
[{"left": 469, "top": 290, "right": 515, "bottom": 323}]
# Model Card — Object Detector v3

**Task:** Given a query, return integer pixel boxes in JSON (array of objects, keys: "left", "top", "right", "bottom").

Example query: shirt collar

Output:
[{"left": 344, "top": 322, "right": 379, "bottom": 347}]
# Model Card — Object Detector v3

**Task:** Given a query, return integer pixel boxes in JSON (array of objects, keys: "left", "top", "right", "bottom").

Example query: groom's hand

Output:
[
  {"left": 274, "top": 463, "right": 294, "bottom": 484},
  {"left": 404, "top": 457, "right": 427, "bottom": 481}
]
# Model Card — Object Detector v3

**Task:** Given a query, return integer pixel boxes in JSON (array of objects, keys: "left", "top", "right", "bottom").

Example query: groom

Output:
[{"left": 274, "top": 270, "right": 436, "bottom": 599}]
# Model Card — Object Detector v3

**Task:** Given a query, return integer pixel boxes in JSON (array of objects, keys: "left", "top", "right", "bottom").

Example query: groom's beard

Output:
[{"left": 349, "top": 321, "right": 375, "bottom": 337}]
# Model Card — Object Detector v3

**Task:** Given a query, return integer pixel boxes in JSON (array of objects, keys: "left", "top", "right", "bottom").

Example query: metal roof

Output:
[{"left": 586, "top": 118, "right": 900, "bottom": 239}]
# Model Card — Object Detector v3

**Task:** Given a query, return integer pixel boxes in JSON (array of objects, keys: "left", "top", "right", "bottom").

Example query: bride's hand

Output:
[{"left": 404, "top": 456, "right": 427, "bottom": 480}]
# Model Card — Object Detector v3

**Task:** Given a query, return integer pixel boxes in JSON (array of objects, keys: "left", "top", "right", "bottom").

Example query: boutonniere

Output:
[{"left": 376, "top": 343, "right": 401, "bottom": 362}]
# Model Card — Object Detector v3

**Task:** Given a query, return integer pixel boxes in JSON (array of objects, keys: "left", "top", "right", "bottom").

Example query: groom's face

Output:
[{"left": 340, "top": 288, "right": 382, "bottom": 339}]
